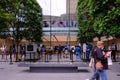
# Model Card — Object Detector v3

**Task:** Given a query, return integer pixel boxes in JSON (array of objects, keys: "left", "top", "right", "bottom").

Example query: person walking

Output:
[
  {"left": 86, "top": 41, "right": 111, "bottom": 80},
  {"left": 86, "top": 46, "right": 100, "bottom": 80},
  {"left": 95, "top": 41, "right": 111, "bottom": 80}
]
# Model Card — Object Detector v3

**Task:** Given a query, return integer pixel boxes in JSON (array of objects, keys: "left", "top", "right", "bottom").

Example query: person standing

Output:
[
  {"left": 40, "top": 45, "right": 46, "bottom": 57},
  {"left": 12, "top": 44, "right": 16, "bottom": 60},
  {"left": 83, "top": 43, "right": 86, "bottom": 59},
  {"left": 63, "top": 43, "right": 68, "bottom": 58},
  {"left": 21, "top": 45, "right": 26, "bottom": 61},
  {"left": 1, "top": 45, "right": 6, "bottom": 59},
  {"left": 111, "top": 43, "right": 116, "bottom": 61},
  {"left": 58, "top": 44, "right": 62, "bottom": 59},
  {"left": 63, "top": 46, "right": 68, "bottom": 58},
  {"left": 70, "top": 47, "right": 75, "bottom": 60},
  {"left": 86, "top": 43, "right": 91, "bottom": 61},
  {"left": 49, "top": 46, "right": 53, "bottom": 60},
  {"left": 75, "top": 45, "right": 81, "bottom": 61},
  {"left": 37, "top": 46, "right": 41, "bottom": 59}
]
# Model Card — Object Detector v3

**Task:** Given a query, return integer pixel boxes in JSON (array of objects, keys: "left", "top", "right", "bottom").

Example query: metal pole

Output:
[
  {"left": 10, "top": 45, "right": 13, "bottom": 65},
  {"left": 49, "top": 0, "right": 52, "bottom": 62},
  {"left": 68, "top": 0, "right": 72, "bottom": 62}
]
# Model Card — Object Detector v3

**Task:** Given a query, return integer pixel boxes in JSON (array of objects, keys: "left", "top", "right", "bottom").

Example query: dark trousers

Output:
[
  {"left": 86, "top": 51, "right": 90, "bottom": 61},
  {"left": 58, "top": 51, "right": 61, "bottom": 59},
  {"left": 38, "top": 53, "right": 40, "bottom": 59},
  {"left": 111, "top": 50, "right": 116, "bottom": 61},
  {"left": 90, "top": 65, "right": 100, "bottom": 80},
  {"left": 90, "top": 71, "right": 100, "bottom": 80}
]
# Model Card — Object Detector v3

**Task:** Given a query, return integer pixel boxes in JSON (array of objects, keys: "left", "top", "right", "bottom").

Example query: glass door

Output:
[{"left": 39, "top": 0, "right": 78, "bottom": 62}]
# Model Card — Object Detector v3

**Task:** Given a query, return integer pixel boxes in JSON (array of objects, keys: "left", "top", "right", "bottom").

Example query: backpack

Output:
[{"left": 41, "top": 47, "right": 46, "bottom": 52}]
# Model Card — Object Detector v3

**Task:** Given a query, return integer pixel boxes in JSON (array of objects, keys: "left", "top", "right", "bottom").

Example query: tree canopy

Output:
[
  {"left": 22, "top": 0, "right": 42, "bottom": 43},
  {"left": 77, "top": 0, "right": 120, "bottom": 43},
  {"left": 0, "top": 0, "right": 20, "bottom": 35},
  {"left": 0, "top": 0, "right": 43, "bottom": 44}
]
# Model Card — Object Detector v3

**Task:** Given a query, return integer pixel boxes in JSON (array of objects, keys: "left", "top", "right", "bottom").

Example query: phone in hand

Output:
[{"left": 106, "top": 51, "right": 111, "bottom": 57}]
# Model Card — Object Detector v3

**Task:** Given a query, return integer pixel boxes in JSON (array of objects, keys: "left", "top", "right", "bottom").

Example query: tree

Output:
[
  {"left": 0, "top": 0, "right": 43, "bottom": 61},
  {"left": 77, "top": 0, "right": 95, "bottom": 43},
  {"left": 9, "top": 0, "right": 42, "bottom": 44},
  {"left": 12, "top": 0, "right": 42, "bottom": 61},
  {"left": 21, "top": 0, "right": 42, "bottom": 43},
  {"left": 91, "top": 0, "right": 120, "bottom": 38},
  {"left": 77, "top": 0, "right": 120, "bottom": 43},
  {"left": 0, "top": 0, "right": 20, "bottom": 38},
  {"left": 0, "top": 0, "right": 42, "bottom": 43}
]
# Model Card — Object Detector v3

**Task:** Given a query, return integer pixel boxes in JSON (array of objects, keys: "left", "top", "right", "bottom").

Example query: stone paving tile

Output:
[{"left": 0, "top": 62, "right": 120, "bottom": 80}]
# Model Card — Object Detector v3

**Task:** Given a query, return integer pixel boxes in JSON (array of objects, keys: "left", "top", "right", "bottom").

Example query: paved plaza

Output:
[{"left": 0, "top": 61, "right": 120, "bottom": 80}]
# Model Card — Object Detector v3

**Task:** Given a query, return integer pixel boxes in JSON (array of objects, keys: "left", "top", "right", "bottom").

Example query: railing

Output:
[
  {"left": 0, "top": 49, "right": 85, "bottom": 63},
  {"left": 42, "top": 27, "right": 79, "bottom": 35}
]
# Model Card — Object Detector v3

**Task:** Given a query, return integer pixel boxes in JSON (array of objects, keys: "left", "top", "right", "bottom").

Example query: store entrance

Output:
[{"left": 39, "top": 34, "right": 78, "bottom": 62}]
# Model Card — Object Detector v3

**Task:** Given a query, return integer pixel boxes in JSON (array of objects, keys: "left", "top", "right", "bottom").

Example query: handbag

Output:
[
  {"left": 96, "top": 61, "right": 103, "bottom": 70},
  {"left": 89, "top": 58, "right": 94, "bottom": 68}
]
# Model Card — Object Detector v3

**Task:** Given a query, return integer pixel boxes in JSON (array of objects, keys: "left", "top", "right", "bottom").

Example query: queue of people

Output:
[
  {"left": 0, "top": 42, "right": 91, "bottom": 62},
  {"left": 0, "top": 44, "right": 26, "bottom": 61},
  {"left": 36, "top": 43, "right": 82, "bottom": 61}
]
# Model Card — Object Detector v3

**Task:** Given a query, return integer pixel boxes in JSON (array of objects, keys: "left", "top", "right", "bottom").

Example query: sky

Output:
[{"left": 37, "top": 0, "right": 66, "bottom": 16}]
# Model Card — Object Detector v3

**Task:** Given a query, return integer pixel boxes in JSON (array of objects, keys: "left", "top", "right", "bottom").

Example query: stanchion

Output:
[
  {"left": 57, "top": 52, "right": 59, "bottom": 62},
  {"left": 10, "top": 52, "right": 13, "bottom": 65},
  {"left": 9, "top": 45, "right": 13, "bottom": 65},
  {"left": 45, "top": 53, "right": 46, "bottom": 62},
  {"left": 30, "top": 52, "right": 32, "bottom": 63},
  {"left": 71, "top": 52, "right": 73, "bottom": 62},
  {"left": 46, "top": 52, "right": 49, "bottom": 62}
]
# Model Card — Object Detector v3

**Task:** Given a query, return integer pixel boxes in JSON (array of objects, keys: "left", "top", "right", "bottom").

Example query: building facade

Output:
[{"left": 66, "top": 0, "right": 77, "bottom": 14}]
